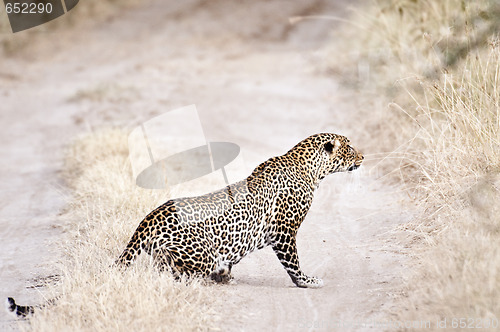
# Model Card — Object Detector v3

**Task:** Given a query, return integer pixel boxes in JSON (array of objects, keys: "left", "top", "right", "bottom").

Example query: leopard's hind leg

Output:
[
  {"left": 152, "top": 247, "right": 184, "bottom": 280},
  {"left": 152, "top": 235, "right": 219, "bottom": 282}
]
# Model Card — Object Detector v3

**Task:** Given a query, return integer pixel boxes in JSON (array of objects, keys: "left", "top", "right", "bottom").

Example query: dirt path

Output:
[{"left": 0, "top": 0, "right": 412, "bottom": 330}]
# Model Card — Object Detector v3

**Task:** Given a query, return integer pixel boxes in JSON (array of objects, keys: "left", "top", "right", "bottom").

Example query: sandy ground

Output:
[{"left": 0, "top": 0, "right": 414, "bottom": 330}]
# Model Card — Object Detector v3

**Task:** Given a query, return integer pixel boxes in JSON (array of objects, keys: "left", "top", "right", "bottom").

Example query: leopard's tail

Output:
[
  {"left": 5, "top": 297, "right": 34, "bottom": 317},
  {"left": 115, "top": 222, "right": 149, "bottom": 267}
]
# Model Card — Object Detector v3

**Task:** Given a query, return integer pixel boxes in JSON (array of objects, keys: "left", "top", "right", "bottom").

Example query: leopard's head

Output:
[
  {"left": 322, "top": 135, "right": 363, "bottom": 173},
  {"left": 288, "top": 133, "right": 364, "bottom": 184}
]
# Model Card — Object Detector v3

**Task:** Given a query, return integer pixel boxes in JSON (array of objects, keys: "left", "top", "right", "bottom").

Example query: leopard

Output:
[
  {"left": 115, "top": 133, "right": 363, "bottom": 287},
  {"left": 6, "top": 133, "right": 363, "bottom": 317}
]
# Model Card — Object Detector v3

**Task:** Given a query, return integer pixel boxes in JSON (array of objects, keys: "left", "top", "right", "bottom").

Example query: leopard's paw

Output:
[
  {"left": 295, "top": 276, "right": 324, "bottom": 288},
  {"left": 210, "top": 264, "right": 233, "bottom": 284}
]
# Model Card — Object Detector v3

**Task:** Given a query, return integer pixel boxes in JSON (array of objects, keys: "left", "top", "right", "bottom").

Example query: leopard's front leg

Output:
[{"left": 271, "top": 236, "right": 323, "bottom": 288}]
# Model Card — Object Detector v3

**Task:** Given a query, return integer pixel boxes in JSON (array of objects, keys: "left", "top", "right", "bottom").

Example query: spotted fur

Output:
[
  {"left": 116, "top": 133, "right": 363, "bottom": 288},
  {"left": 5, "top": 134, "right": 363, "bottom": 318}
]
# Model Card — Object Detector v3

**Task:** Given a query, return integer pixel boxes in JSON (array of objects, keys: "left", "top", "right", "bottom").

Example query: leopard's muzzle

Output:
[{"left": 348, "top": 153, "right": 364, "bottom": 172}]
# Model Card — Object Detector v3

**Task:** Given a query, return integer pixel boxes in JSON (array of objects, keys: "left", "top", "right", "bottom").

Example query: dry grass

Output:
[
  {"left": 23, "top": 129, "right": 219, "bottom": 331},
  {"left": 328, "top": 0, "right": 500, "bottom": 327}
]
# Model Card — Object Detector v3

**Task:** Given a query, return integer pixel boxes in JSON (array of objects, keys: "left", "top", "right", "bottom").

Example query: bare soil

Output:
[{"left": 0, "top": 0, "right": 413, "bottom": 330}]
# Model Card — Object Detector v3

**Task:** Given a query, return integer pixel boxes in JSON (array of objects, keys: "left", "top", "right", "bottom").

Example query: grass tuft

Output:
[{"left": 25, "top": 129, "right": 219, "bottom": 331}]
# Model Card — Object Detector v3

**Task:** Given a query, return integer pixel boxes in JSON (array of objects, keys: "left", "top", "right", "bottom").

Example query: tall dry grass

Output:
[
  {"left": 328, "top": 0, "right": 500, "bottom": 327},
  {"left": 399, "top": 42, "right": 500, "bottom": 325},
  {"left": 22, "top": 129, "right": 219, "bottom": 331}
]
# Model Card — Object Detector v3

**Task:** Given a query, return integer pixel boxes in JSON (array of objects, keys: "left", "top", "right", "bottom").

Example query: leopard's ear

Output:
[{"left": 324, "top": 139, "right": 341, "bottom": 154}]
